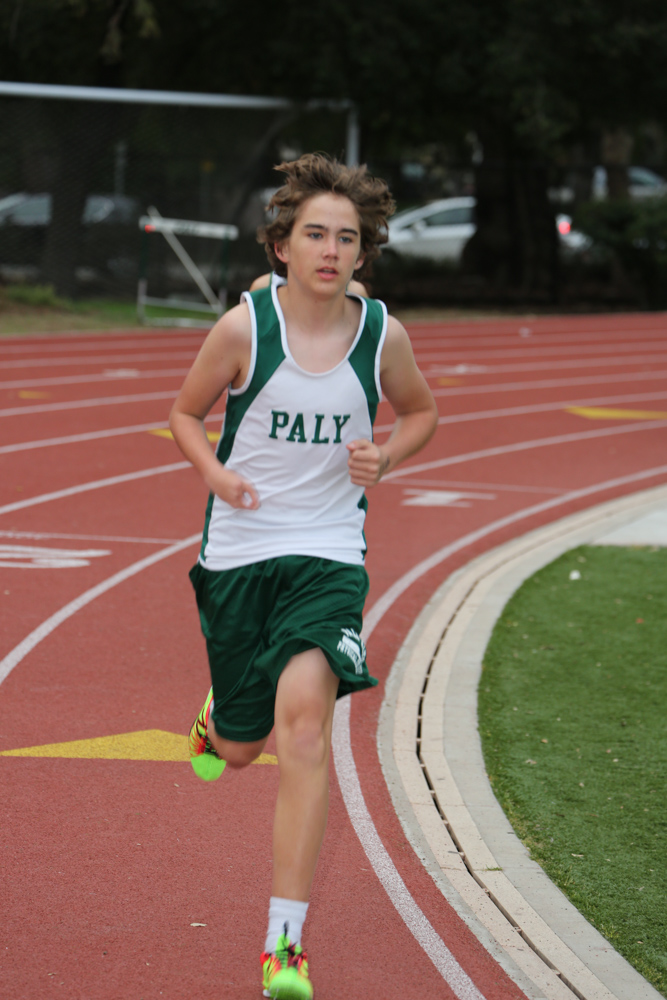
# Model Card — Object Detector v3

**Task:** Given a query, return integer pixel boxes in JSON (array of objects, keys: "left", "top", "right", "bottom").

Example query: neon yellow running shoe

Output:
[
  {"left": 188, "top": 688, "right": 226, "bottom": 781},
  {"left": 261, "top": 928, "right": 313, "bottom": 999}
]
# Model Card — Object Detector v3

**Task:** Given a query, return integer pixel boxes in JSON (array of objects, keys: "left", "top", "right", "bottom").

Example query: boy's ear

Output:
[
  {"left": 354, "top": 253, "right": 365, "bottom": 271},
  {"left": 275, "top": 242, "right": 289, "bottom": 264}
]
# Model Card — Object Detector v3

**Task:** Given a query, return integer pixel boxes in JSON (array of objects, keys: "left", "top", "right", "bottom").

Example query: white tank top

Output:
[{"left": 198, "top": 281, "right": 388, "bottom": 570}]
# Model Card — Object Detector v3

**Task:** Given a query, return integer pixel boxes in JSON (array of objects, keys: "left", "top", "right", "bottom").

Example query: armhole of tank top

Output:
[
  {"left": 231, "top": 292, "right": 258, "bottom": 396},
  {"left": 374, "top": 300, "right": 389, "bottom": 400},
  {"left": 270, "top": 278, "right": 289, "bottom": 356}
]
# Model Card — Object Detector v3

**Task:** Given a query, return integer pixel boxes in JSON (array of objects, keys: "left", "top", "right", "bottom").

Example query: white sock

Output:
[{"left": 265, "top": 897, "right": 309, "bottom": 952}]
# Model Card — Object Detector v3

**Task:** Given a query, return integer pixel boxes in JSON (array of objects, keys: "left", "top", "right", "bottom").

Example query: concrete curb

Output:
[{"left": 378, "top": 484, "right": 667, "bottom": 1000}]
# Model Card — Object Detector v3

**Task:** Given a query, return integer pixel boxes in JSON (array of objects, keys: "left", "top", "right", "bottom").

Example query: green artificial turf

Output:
[{"left": 478, "top": 545, "right": 667, "bottom": 995}]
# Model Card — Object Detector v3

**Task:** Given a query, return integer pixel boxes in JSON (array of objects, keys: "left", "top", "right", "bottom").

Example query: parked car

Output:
[
  {"left": 549, "top": 166, "right": 667, "bottom": 205},
  {"left": 0, "top": 192, "right": 142, "bottom": 288},
  {"left": 0, "top": 192, "right": 140, "bottom": 226},
  {"left": 592, "top": 166, "right": 667, "bottom": 201},
  {"left": 385, "top": 196, "right": 587, "bottom": 262}
]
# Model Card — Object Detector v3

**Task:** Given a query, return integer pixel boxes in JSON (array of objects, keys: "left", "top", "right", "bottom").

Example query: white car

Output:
[
  {"left": 385, "top": 196, "right": 587, "bottom": 262},
  {"left": 386, "top": 197, "right": 475, "bottom": 262},
  {"left": 0, "top": 192, "right": 139, "bottom": 226},
  {"left": 592, "top": 165, "right": 667, "bottom": 201}
]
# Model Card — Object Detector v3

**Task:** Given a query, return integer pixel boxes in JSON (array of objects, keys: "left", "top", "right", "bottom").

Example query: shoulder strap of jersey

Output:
[{"left": 348, "top": 297, "right": 388, "bottom": 419}]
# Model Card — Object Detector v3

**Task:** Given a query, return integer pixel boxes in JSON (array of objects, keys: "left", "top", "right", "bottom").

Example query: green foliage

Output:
[
  {"left": 4, "top": 283, "right": 71, "bottom": 308},
  {"left": 479, "top": 546, "right": 667, "bottom": 995},
  {"left": 574, "top": 199, "right": 667, "bottom": 308},
  {"left": 3, "top": 1, "right": 667, "bottom": 300},
  {"left": 5, "top": 1, "right": 667, "bottom": 155},
  {"left": 0, "top": 0, "right": 159, "bottom": 86},
  {"left": 0, "top": 288, "right": 141, "bottom": 334}
]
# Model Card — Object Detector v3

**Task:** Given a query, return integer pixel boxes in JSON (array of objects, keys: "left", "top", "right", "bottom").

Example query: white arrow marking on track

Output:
[
  {"left": 401, "top": 489, "right": 494, "bottom": 507},
  {"left": 0, "top": 544, "right": 110, "bottom": 569}
]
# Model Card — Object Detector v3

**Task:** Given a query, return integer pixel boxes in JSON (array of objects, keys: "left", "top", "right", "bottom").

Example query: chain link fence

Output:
[{"left": 0, "top": 86, "right": 357, "bottom": 307}]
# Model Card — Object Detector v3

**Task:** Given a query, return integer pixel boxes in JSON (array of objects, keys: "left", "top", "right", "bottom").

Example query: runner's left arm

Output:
[{"left": 347, "top": 316, "right": 438, "bottom": 488}]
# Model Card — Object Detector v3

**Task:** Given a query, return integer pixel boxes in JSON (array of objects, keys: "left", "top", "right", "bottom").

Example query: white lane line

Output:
[
  {"left": 3, "top": 420, "right": 665, "bottom": 518},
  {"left": 0, "top": 368, "right": 190, "bottom": 390},
  {"left": 0, "top": 412, "right": 224, "bottom": 455},
  {"left": 406, "top": 325, "right": 665, "bottom": 346},
  {"left": 0, "top": 334, "right": 204, "bottom": 355},
  {"left": 374, "top": 387, "right": 667, "bottom": 434},
  {"left": 1, "top": 350, "right": 197, "bottom": 370},
  {"left": 0, "top": 529, "right": 182, "bottom": 544},
  {"left": 1, "top": 453, "right": 664, "bottom": 997},
  {"left": 431, "top": 369, "right": 667, "bottom": 398},
  {"left": 332, "top": 698, "right": 485, "bottom": 1000},
  {"left": 0, "top": 462, "right": 189, "bottom": 517},
  {"left": 332, "top": 461, "right": 667, "bottom": 998},
  {"left": 364, "top": 462, "right": 667, "bottom": 638},
  {"left": 5, "top": 386, "right": 667, "bottom": 457},
  {"left": 0, "top": 422, "right": 173, "bottom": 455},
  {"left": 384, "top": 419, "right": 667, "bottom": 482},
  {"left": 382, "top": 478, "right": 570, "bottom": 495},
  {"left": 4, "top": 370, "right": 653, "bottom": 421},
  {"left": 417, "top": 339, "right": 667, "bottom": 362},
  {"left": 1, "top": 322, "right": 657, "bottom": 357},
  {"left": 0, "top": 552, "right": 485, "bottom": 1000},
  {"left": 408, "top": 331, "right": 667, "bottom": 351},
  {"left": 0, "top": 533, "right": 201, "bottom": 685},
  {"left": 414, "top": 351, "right": 667, "bottom": 372},
  {"left": 0, "top": 389, "right": 178, "bottom": 418}
]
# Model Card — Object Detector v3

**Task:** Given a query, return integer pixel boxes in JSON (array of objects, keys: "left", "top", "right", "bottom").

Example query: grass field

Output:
[
  {"left": 0, "top": 285, "right": 141, "bottom": 335},
  {"left": 0, "top": 284, "right": 226, "bottom": 335},
  {"left": 0, "top": 282, "right": 524, "bottom": 337},
  {"left": 479, "top": 545, "right": 667, "bottom": 996}
]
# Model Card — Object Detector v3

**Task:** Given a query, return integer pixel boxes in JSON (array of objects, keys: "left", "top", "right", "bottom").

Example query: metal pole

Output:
[
  {"left": 0, "top": 80, "right": 293, "bottom": 111},
  {"left": 147, "top": 206, "right": 220, "bottom": 311},
  {"left": 346, "top": 106, "right": 360, "bottom": 167}
]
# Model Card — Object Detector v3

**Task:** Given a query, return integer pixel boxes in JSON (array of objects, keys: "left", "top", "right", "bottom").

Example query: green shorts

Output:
[{"left": 189, "top": 555, "right": 377, "bottom": 743}]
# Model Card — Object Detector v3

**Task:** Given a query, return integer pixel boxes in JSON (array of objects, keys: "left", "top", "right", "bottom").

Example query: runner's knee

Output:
[
  {"left": 280, "top": 713, "right": 329, "bottom": 768},
  {"left": 213, "top": 735, "right": 267, "bottom": 769}
]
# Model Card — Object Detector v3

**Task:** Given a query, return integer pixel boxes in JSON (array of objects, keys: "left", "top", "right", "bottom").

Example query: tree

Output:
[
  {"left": 3, "top": 0, "right": 667, "bottom": 300},
  {"left": 141, "top": 0, "right": 667, "bottom": 301},
  {"left": 0, "top": 0, "right": 159, "bottom": 295}
]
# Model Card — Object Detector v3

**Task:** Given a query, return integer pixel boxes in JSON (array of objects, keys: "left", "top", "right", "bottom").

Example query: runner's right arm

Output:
[{"left": 169, "top": 304, "right": 261, "bottom": 509}]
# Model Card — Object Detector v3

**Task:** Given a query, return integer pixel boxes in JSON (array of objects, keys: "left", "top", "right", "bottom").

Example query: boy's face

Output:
[{"left": 276, "top": 193, "right": 364, "bottom": 293}]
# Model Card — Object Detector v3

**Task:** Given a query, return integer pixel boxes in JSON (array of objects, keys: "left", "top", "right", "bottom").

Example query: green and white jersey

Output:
[{"left": 199, "top": 281, "right": 388, "bottom": 570}]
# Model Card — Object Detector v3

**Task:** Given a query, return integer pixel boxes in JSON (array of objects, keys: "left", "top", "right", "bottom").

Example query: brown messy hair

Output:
[{"left": 258, "top": 153, "right": 395, "bottom": 280}]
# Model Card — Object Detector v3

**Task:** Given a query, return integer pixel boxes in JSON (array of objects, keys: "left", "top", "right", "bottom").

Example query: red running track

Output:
[{"left": 1, "top": 311, "right": 666, "bottom": 1000}]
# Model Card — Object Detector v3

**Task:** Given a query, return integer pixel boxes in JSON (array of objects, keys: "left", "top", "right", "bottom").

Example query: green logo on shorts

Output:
[{"left": 337, "top": 628, "right": 366, "bottom": 675}]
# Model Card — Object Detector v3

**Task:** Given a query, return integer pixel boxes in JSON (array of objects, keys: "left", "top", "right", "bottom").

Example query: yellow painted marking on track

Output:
[
  {"left": 0, "top": 729, "right": 277, "bottom": 764},
  {"left": 567, "top": 407, "right": 667, "bottom": 421},
  {"left": 437, "top": 377, "right": 463, "bottom": 386},
  {"left": 18, "top": 390, "right": 51, "bottom": 399},
  {"left": 149, "top": 428, "right": 220, "bottom": 442}
]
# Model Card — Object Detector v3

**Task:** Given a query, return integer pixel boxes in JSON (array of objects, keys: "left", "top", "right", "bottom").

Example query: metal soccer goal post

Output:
[
  {"left": 137, "top": 206, "right": 238, "bottom": 327},
  {"left": 0, "top": 81, "right": 360, "bottom": 307}
]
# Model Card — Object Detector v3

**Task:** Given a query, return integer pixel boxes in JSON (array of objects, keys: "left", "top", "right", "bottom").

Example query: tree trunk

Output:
[
  {"left": 600, "top": 128, "right": 634, "bottom": 200},
  {"left": 41, "top": 103, "right": 120, "bottom": 298},
  {"left": 461, "top": 129, "right": 559, "bottom": 302}
]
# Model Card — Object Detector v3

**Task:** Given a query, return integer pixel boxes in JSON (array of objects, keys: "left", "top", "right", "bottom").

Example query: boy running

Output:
[{"left": 169, "top": 153, "right": 437, "bottom": 999}]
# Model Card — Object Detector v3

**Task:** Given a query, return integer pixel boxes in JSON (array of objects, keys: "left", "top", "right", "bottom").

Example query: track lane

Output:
[{"left": 2, "top": 312, "right": 666, "bottom": 1000}]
